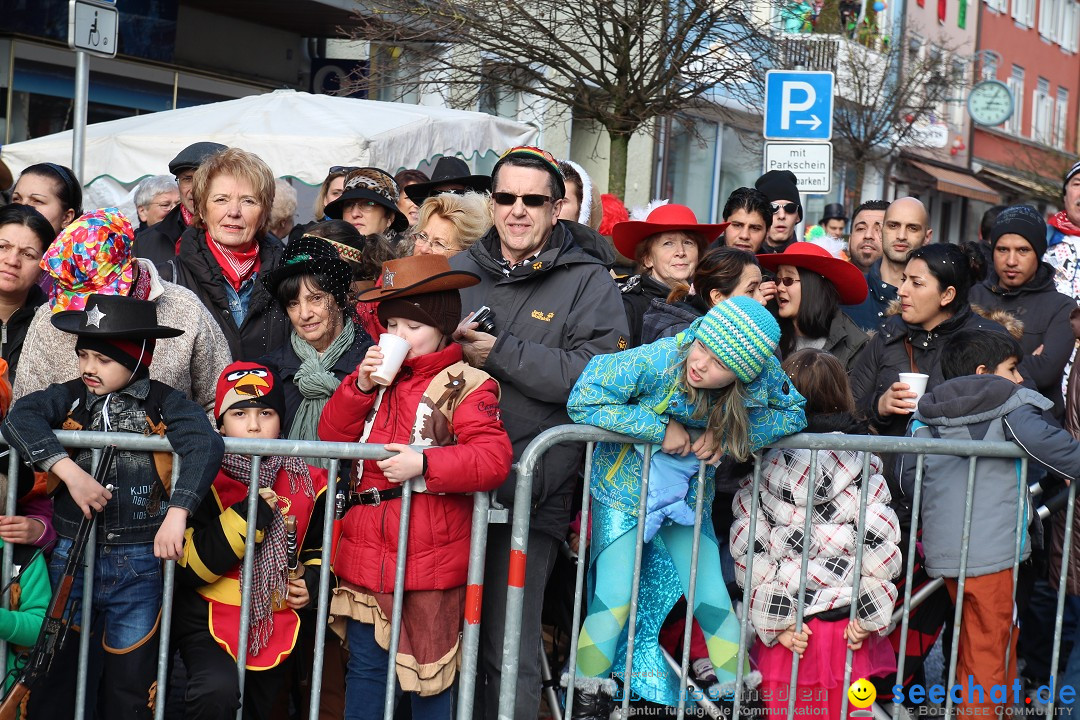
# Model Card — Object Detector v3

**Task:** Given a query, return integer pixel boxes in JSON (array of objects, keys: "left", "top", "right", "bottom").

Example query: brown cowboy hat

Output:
[
  {"left": 356, "top": 254, "right": 480, "bottom": 302},
  {"left": 612, "top": 204, "right": 728, "bottom": 260},
  {"left": 756, "top": 241, "right": 869, "bottom": 305}
]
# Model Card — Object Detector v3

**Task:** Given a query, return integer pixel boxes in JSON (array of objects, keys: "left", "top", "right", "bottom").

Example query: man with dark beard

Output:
[{"left": 844, "top": 197, "right": 932, "bottom": 332}]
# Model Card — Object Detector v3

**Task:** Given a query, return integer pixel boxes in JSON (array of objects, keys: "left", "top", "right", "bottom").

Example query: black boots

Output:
[{"left": 566, "top": 677, "right": 615, "bottom": 720}]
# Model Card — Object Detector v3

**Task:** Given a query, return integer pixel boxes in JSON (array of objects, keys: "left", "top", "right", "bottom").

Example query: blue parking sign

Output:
[{"left": 764, "top": 71, "right": 834, "bottom": 141}]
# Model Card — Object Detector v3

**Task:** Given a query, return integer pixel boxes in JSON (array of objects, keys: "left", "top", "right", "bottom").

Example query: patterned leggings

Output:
[{"left": 576, "top": 523, "right": 740, "bottom": 679}]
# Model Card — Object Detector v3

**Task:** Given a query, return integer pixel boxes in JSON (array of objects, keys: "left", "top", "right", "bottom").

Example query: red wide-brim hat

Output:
[
  {"left": 612, "top": 204, "right": 728, "bottom": 260},
  {"left": 757, "top": 242, "right": 869, "bottom": 305}
]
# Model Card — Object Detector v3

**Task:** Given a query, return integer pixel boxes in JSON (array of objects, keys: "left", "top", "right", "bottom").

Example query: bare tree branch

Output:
[
  {"left": 345, "top": 0, "right": 777, "bottom": 196},
  {"left": 828, "top": 29, "right": 967, "bottom": 203}
]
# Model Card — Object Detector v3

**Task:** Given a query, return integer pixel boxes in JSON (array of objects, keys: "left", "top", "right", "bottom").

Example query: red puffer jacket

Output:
[{"left": 318, "top": 343, "right": 512, "bottom": 592}]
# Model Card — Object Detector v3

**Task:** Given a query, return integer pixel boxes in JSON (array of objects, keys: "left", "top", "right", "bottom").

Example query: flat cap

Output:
[{"left": 168, "top": 142, "right": 227, "bottom": 175}]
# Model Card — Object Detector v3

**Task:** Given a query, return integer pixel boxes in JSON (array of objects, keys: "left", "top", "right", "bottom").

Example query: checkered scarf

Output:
[
  {"left": 729, "top": 445, "right": 901, "bottom": 645},
  {"left": 220, "top": 453, "right": 314, "bottom": 657}
]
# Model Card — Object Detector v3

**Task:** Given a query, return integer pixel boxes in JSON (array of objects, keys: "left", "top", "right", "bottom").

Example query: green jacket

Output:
[{"left": 2, "top": 540, "right": 50, "bottom": 692}]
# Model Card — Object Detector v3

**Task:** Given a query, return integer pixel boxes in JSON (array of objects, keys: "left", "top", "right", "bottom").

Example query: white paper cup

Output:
[
  {"left": 371, "top": 333, "right": 411, "bottom": 386},
  {"left": 898, "top": 372, "right": 930, "bottom": 405}
]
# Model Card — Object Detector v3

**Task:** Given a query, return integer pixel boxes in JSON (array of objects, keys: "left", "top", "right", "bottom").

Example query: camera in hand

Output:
[{"left": 471, "top": 306, "right": 497, "bottom": 335}]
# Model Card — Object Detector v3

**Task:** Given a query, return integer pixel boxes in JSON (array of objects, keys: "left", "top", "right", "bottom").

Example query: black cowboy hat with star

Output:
[{"left": 51, "top": 294, "right": 184, "bottom": 339}]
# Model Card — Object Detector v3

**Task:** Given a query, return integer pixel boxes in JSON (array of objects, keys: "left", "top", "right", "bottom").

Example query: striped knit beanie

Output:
[{"left": 693, "top": 297, "right": 780, "bottom": 383}]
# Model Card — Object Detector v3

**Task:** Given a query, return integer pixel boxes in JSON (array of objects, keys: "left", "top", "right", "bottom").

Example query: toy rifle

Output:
[{"left": 0, "top": 445, "right": 117, "bottom": 720}]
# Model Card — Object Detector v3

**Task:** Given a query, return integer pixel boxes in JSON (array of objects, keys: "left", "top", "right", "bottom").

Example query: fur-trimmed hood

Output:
[{"left": 878, "top": 300, "right": 1023, "bottom": 340}]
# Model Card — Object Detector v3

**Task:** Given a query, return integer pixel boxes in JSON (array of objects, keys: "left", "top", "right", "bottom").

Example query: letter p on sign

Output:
[{"left": 781, "top": 81, "right": 816, "bottom": 130}]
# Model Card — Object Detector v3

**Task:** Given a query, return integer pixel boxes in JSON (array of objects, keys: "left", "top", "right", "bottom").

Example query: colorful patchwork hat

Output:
[{"left": 41, "top": 208, "right": 136, "bottom": 313}]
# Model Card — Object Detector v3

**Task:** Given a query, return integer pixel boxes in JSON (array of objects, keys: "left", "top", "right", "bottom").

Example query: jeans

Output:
[
  {"left": 345, "top": 620, "right": 453, "bottom": 720},
  {"left": 1057, "top": 595, "right": 1080, "bottom": 714},
  {"left": 49, "top": 537, "right": 162, "bottom": 650},
  {"left": 30, "top": 538, "right": 162, "bottom": 719}
]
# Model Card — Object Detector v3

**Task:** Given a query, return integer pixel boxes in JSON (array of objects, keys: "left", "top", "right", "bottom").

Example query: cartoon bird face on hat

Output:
[{"left": 214, "top": 361, "right": 287, "bottom": 426}]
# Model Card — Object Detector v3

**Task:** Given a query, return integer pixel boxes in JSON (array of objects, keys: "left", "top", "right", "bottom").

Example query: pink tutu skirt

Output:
[{"left": 751, "top": 616, "right": 896, "bottom": 719}]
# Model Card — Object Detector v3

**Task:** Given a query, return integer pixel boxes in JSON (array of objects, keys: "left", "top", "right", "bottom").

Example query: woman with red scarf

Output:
[{"left": 158, "top": 148, "right": 289, "bottom": 361}]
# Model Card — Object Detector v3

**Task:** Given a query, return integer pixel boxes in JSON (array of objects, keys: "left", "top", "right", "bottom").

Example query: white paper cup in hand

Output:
[
  {"left": 371, "top": 333, "right": 411, "bottom": 386},
  {"left": 898, "top": 372, "right": 930, "bottom": 406}
]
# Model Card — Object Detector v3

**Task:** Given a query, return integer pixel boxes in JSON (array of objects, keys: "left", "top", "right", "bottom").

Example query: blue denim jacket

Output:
[
  {"left": 223, "top": 273, "right": 258, "bottom": 328},
  {"left": 2, "top": 378, "right": 223, "bottom": 544}
]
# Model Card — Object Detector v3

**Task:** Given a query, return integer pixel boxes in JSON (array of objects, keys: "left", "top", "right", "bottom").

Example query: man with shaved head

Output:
[{"left": 844, "top": 197, "right": 932, "bottom": 331}]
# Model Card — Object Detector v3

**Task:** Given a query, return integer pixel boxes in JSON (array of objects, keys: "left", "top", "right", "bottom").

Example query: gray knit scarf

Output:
[
  {"left": 220, "top": 453, "right": 314, "bottom": 657},
  {"left": 289, "top": 318, "right": 356, "bottom": 465}
]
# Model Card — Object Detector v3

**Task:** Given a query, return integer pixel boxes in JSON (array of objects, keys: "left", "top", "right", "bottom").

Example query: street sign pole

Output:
[
  {"left": 68, "top": 0, "right": 118, "bottom": 183},
  {"left": 72, "top": 51, "right": 89, "bottom": 180},
  {"left": 762, "top": 70, "right": 836, "bottom": 236}
]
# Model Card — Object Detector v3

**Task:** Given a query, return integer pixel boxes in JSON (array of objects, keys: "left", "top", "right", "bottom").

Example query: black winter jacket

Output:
[
  {"left": 2, "top": 284, "right": 47, "bottom": 384},
  {"left": 849, "top": 306, "right": 1010, "bottom": 438},
  {"left": 159, "top": 227, "right": 289, "bottom": 362},
  {"left": 641, "top": 293, "right": 709, "bottom": 344},
  {"left": 619, "top": 274, "right": 671, "bottom": 348},
  {"left": 450, "top": 222, "right": 629, "bottom": 537},
  {"left": 969, "top": 263, "right": 1074, "bottom": 419},
  {"left": 257, "top": 324, "right": 373, "bottom": 437},
  {"left": 134, "top": 204, "right": 187, "bottom": 266},
  {"left": 819, "top": 310, "right": 869, "bottom": 372}
]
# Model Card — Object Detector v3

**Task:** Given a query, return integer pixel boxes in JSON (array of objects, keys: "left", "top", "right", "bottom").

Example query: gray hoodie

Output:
[{"left": 899, "top": 374, "right": 1080, "bottom": 577}]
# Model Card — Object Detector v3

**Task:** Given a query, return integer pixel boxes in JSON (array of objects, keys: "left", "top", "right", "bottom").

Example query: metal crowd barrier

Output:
[
  {"left": 0, "top": 430, "right": 495, "bottom": 720},
  {"left": 496, "top": 426, "right": 1071, "bottom": 720}
]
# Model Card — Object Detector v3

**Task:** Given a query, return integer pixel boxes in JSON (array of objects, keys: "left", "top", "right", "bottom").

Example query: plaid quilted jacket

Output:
[{"left": 730, "top": 444, "right": 901, "bottom": 646}]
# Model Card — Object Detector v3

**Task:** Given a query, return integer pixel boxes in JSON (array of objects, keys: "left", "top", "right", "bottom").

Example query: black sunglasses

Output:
[
  {"left": 491, "top": 192, "right": 553, "bottom": 207},
  {"left": 771, "top": 202, "right": 798, "bottom": 215},
  {"left": 329, "top": 166, "right": 360, "bottom": 175},
  {"left": 777, "top": 276, "right": 800, "bottom": 286}
]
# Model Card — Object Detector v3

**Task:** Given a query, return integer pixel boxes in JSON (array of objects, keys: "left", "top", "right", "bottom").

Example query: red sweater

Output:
[{"left": 318, "top": 343, "right": 511, "bottom": 592}]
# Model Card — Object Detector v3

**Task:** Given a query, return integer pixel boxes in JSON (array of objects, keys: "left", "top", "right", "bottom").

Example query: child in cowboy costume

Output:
[
  {"left": 1, "top": 293, "right": 223, "bottom": 720},
  {"left": 174, "top": 361, "right": 332, "bottom": 720},
  {"left": 318, "top": 254, "right": 513, "bottom": 720}
]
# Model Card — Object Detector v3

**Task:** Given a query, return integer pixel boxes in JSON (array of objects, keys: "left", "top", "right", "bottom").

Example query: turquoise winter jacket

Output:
[{"left": 567, "top": 329, "right": 807, "bottom": 516}]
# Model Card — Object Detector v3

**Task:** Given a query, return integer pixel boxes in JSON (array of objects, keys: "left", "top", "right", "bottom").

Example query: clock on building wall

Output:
[{"left": 967, "top": 80, "right": 1014, "bottom": 126}]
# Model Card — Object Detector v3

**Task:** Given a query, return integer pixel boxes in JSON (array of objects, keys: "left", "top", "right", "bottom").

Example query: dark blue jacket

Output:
[{"left": 843, "top": 259, "right": 897, "bottom": 332}]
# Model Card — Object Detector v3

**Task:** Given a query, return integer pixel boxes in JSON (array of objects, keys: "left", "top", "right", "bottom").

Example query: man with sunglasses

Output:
[
  {"left": 451, "top": 146, "right": 628, "bottom": 720},
  {"left": 844, "top": 197, "right": 932, "bottom": 331},
  {"left": 754, "top": 170, "right": 802, "bottom": 255},
  {"left": 134, "top": 141, "right": 227, "bottom": 266}
]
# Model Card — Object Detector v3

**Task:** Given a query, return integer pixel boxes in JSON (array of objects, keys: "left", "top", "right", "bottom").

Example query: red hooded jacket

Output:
[{"left": 318, "top": 343, "right": 511, "bottom": 592}]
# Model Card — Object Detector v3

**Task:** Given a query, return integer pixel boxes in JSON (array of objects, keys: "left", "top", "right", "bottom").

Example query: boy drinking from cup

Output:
[{"left": 318, "top": 254, "right": 513, "bottom": 720}]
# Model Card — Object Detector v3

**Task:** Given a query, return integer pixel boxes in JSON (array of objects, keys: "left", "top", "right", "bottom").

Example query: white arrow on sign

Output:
[{"left": 795, "top": 116, "right": 822, "bottom": 131}]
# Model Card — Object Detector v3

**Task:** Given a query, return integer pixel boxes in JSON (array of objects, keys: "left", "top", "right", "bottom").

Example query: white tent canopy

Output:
[{"left": 1, "top": 89, "right": 537, "bottom": 186}]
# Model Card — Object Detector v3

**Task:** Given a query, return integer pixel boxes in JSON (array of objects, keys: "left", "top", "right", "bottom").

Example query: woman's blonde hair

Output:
[
  {"left": 415, "top": 191, "right": 492, "bottom": 252},
  {"left": 313, "top": 168, "right": 350, "bottom": 219},
  {"left": 678, "top": 340, "right": 751, "bottom": 461},
  {"left": 193, "top": 148, "right": 276, "bottom": 236}
]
